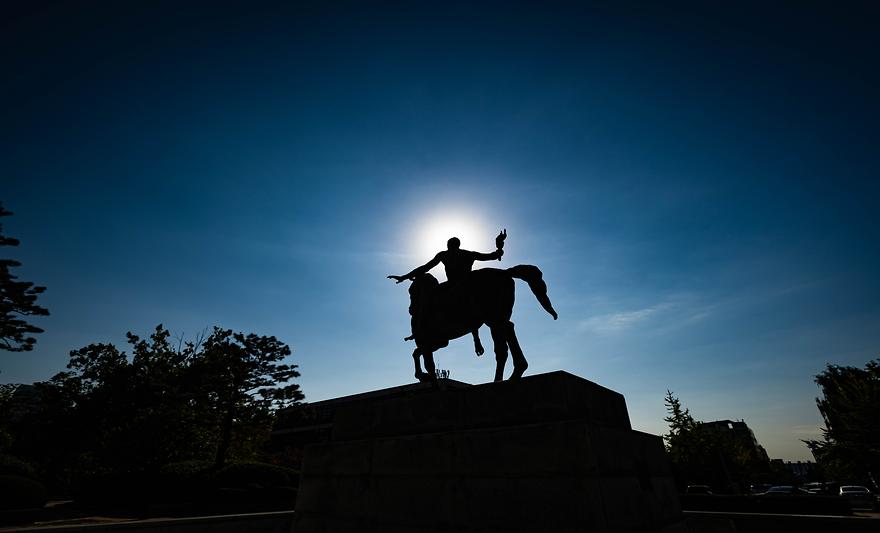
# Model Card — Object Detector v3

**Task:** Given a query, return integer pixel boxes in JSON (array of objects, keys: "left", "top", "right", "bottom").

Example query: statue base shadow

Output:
[{"left": 290, "top": 371, "right": 684, "bottom": 532}]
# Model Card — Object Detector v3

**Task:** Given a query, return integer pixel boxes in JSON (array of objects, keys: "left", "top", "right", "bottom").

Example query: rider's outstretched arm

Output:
[
  {"left": 389, "top": 253, "right": 442, "bottom": 283},
  {"left": 472, "top": 248, "right": 503, "bottom": 261},
  {"left": 404, "top": 253, "right": 441, "bottom": 279}
]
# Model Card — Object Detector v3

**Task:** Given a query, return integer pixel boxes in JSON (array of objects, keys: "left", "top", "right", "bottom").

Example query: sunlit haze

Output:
[{"left": 410, "top": 209, "right": 495, "bottom": 274}]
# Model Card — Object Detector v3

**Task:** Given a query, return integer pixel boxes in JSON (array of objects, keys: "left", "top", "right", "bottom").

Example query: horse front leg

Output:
[
  {"left": 506, "top": 321, "right": 528, "bottom": 379},
  {"left": 472, "top": 329, "right": 484, "bottom": 356},
  {"left": 414, "top": 348, "right": 437, "bottom": 383},
  {"left": 489, "top": 324, "right": 509, "bottom": 382},
  {"left": 412, "top": 347, "right": 427, "bottom": 382},
  {"left": 422, "top": 350, "right": 437, "bottom": 382}
]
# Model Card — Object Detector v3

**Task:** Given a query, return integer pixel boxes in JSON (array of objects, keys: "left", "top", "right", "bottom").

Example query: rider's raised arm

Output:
[
  {"left": 472, "top": 248, "right": 503, "bottom": 261},
  {"left": 402, "top": 253, "right": 442, "bottom": 280}
]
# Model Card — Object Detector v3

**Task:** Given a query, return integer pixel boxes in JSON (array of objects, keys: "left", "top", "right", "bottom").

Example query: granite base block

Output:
[{"left": 294, "top": 371, "right": 683, "bottom": 532}]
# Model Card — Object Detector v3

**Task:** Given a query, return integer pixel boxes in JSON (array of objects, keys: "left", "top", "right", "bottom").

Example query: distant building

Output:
[
  {"left": 782, "top": 460, "right": 816, "bottom": 480},
  {"left": 702, "top": 419, "right": 769, "bottom": 462}
]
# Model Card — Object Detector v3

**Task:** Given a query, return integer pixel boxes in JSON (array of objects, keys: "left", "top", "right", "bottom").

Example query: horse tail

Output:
[{"left": 506, "top": 265, "right": 558, "bottom": 320}]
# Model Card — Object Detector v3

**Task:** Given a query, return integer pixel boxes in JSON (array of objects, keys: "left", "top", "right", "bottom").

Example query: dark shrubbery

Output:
[
  {"left": 214, "top": 462, "right": 299, "bottom": 489},
  {"left": 160, "top": 460, "right": 215, "bottom": 484},
  {"left": 72, "top": 467, "right": 156, "bottom": 507},
  {"left": 0, "top": 475, "right": 48, "bottom": 510},
  {"left": 210, "top": 462, "right": 299, "bottom": 513},
  {"left": 159, "top": 460, "right": 215, "bottom": 479},
  {"left": 157, "top": 460, "right": 215, "bottom": 502},
  {"left": 0, "top": 454, "right": 38, "bottom": 479},
  {"left": 0, "top": 455, "right": 48, "bottom": 511},
  {"left": 70, "top": 460, "right": 300, "bottom": 512}
]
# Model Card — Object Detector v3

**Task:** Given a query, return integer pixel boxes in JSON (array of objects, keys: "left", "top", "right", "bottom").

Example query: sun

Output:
[{"left": 411, "top": 209, "right": 494, "bottom": 266}]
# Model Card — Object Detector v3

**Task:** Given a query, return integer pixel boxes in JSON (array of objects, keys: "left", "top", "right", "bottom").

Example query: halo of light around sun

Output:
[{"left": 410, "top": 209, "right": 495, "bottom": 275}]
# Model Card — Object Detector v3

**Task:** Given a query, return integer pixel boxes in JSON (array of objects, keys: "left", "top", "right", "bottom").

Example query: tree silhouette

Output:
[
  {"left": 192, "top": 328, "right": 304, "bottom": 467},
  {"left": 16, "top": 325, "right": 304, "bottom": 482},
  {"left": 0, "top": 205, "right": 49, "bottom": 352},
  {"left": 663, "top": 390, "right": 700, "bottom": 462},
  {"left": 663, "top": 390, "right": 714, "bottom": 487},
  {"left": 663, "top": 391, "right": 773, "bottom": 492},
  {"left": 806, "top": 359, "right": 880, "bottom": 487}
]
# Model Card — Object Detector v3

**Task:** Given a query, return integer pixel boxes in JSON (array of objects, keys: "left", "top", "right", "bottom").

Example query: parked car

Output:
[
  {"left": 839, "top": 485, "right": 874, "bottom": 510},
  {"left": 802, "top": 482, "right": 825, "bottom": 494},
  {"left": 749, "top": 483, "right": 773, "bottom": 494},
  {"left": 685, "top": 485, "right": 713, "bottom": 495},
  {"left": 761, "top": 485, "right": 811, "bottom": 495}
]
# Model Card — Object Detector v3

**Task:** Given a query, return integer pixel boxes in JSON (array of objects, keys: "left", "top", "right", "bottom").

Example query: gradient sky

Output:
[{"left": 2, "top": 2, "right": 878, "bottom": 461}]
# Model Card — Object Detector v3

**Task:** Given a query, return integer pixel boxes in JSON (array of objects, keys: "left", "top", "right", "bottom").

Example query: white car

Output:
[{"left": 839, "top": 485, "right": 874, "bottom": 509}]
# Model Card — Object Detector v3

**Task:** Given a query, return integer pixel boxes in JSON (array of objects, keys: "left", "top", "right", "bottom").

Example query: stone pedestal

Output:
[{"left": 294, "top": 371, "right": 684, "bottom": 532}]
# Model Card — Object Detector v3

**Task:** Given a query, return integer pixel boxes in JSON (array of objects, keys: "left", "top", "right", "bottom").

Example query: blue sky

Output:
[{"left": 2, "top": 2, "right": 878, "bottom": 461}]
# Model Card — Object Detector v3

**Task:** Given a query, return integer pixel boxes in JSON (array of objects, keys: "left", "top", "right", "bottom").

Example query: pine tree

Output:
[
  {"left": 0, "top": 205, "right": 49, "bottom": 352},
  {"left": 663, "top": 390, "right": 701, "bottom": 463}
]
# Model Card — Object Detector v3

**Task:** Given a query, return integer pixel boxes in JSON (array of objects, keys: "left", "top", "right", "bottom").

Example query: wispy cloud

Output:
[
  {"left": 790, "top": 425, "right": 823, "bottom": 437},
  {"left": 579, "top": 304, "right": 672, "bottom": 334},
  {"left": 576, "top": 293, "right": 720, "bottom": 336}
]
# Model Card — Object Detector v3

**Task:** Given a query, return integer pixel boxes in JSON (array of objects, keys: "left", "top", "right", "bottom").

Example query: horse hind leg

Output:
[
  {"left": 421, "top": 350, "right": 438, "bottom": 383},
  {"left": 412, "top": 347, "right": 429, "bottom": 382},
  {"left": 489, "top": 324, "right": 509, "bottom": 382},
  {"left": 505, "top": 321, "right": 528, "bottom": 379}
]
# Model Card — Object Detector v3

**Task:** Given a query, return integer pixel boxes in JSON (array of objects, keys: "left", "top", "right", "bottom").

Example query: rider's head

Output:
[{"left": 447, "top": 237, "right": 461, "bottom": 250}]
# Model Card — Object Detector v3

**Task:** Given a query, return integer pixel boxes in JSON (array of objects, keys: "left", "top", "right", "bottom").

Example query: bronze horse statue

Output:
[{"left": 407, "top": 265, "right": 557, "bottom": 382}]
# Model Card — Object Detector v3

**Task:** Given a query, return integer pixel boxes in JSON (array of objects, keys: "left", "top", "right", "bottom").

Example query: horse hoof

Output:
[{"left": 510, "top": 366, "right": 528, "bottom": 380}]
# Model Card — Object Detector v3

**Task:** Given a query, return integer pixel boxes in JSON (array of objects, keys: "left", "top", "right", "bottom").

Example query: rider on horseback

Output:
[
  {"left": 388, "top": 230, "right": 507, "bottom": 356},
  {"left": 388, "top": 230, "right": 506, "bottom": 284}
]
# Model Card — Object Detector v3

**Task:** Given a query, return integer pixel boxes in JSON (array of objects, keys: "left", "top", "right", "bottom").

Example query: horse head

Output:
[{"left": 408, "top": 273, "right": 439, "bottom": 317}]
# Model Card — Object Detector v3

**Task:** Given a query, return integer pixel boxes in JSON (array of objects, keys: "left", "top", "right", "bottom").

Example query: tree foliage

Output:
[
  {"left": 3, "top": 324, "right": 303, "bottom": 492},
  {"left": 806, "top": 359, "right": 880, "bottom": 487},
  {"left": 0, "top": 205, "right": 49, "bottom": 352},
  {"left": 663, "top": 391, "right": 773, "bottom": 492},
  {"left": 191, "top": 328, "right": 304, "bottom": 466},
  {"left": 663, "top": 390, "right": 705, "bottom": 467}
]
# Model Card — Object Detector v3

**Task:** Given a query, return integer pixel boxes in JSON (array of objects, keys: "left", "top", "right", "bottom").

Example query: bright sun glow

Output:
[{"left": 411, "top": 209, "right": 495, "bottom": 267}]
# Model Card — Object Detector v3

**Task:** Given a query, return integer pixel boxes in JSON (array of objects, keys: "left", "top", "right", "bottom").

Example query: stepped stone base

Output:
[{"left": 294, "top": 371, "right": 684, "bottom": 532}]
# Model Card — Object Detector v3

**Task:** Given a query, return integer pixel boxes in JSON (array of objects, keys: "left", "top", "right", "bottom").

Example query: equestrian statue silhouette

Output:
[{"left": 388, "top": 230, "right": 557, "bottom": 382}]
